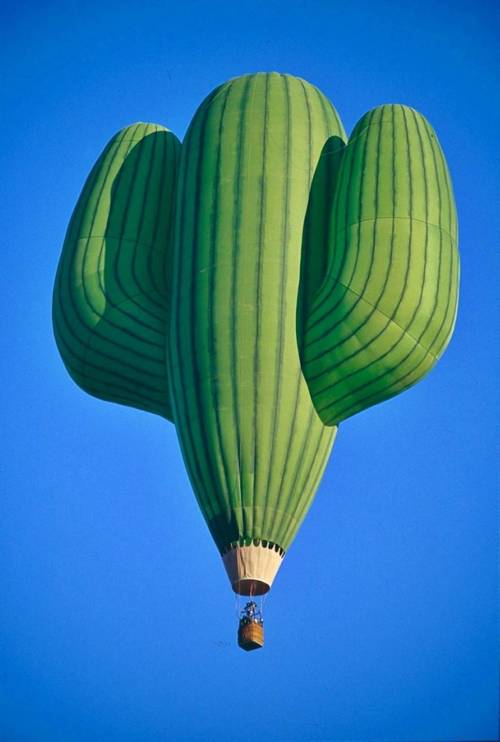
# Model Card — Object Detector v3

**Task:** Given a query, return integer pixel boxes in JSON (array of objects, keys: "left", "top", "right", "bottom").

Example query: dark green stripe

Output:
[
  {"left": 261, "top": 73, "right": 291, "bottom": 534},
  {"left": 252, "top": 73, "right": 270, "bottom": 526}
]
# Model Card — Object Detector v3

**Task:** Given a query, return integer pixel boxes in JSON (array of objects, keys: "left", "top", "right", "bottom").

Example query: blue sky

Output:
[{"left": 1, "top": 1, "right": 498, "bottom": 740}]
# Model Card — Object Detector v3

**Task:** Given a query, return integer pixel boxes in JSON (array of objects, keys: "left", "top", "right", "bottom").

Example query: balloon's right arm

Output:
[{"left": 298, "top": 105, "right": 459, "bottom": 427}]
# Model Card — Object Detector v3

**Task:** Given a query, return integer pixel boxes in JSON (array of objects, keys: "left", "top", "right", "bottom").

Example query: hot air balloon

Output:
[{"left": 53, "top": 72, "right": 459, "bottom": 651}]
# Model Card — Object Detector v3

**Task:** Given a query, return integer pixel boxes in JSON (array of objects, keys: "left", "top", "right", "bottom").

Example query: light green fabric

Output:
[{"left": 53, "top": 75, "right": 459, "bottom": 560}]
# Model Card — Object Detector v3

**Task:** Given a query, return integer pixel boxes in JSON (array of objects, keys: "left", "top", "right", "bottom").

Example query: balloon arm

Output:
[
  {"left": 297, "top": 104, "right": 459, "bottom": 426},
  {"left": 53, "top": 123, "right": 181, "bottom": 422}
]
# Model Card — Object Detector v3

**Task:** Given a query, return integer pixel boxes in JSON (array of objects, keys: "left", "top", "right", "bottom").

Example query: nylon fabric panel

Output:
[
  {"left": 53, "top": 123, "right": 180, "bottom": 420},
  {"left": 169, "top": 73, "right": 343, "bottom": 552},
  {"left": 301, "top": 104, "right": 459, "bottom": 426}
]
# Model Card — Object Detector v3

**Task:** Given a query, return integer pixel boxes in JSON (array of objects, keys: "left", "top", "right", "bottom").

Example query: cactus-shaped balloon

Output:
[{"left": 53, "top": 72, "right": 459, "bottom": 604}]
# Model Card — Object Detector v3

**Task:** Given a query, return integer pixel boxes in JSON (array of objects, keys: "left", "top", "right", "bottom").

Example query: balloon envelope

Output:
[
  {"left": 168, "top": 73, "right": 345, "bottom": 592},
  {"left": 53, "top": 73, "right": 459, "bottom": 597}
]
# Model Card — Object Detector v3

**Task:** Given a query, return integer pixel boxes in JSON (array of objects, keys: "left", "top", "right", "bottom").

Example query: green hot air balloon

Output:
[{"left": 53, "top": 73, "right": 459, "bottom": 650}]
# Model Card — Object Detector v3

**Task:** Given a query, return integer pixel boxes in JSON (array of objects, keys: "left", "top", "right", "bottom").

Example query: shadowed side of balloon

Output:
[
  {"left": 296, "top": 134, "right": 346, "bottom": 362},
  {"left": 91, "top": 127, "right": 180, "bottom": 420}
]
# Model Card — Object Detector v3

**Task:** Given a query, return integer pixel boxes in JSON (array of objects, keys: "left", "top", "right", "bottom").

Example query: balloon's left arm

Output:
[{"left": 52, "top": 123, "right": 181, "bottom": 421}]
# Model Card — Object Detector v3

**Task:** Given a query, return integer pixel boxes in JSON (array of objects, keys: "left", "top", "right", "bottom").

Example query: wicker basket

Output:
[{"left": 238, "top": 622, "right": 264, "bottom": 651}]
